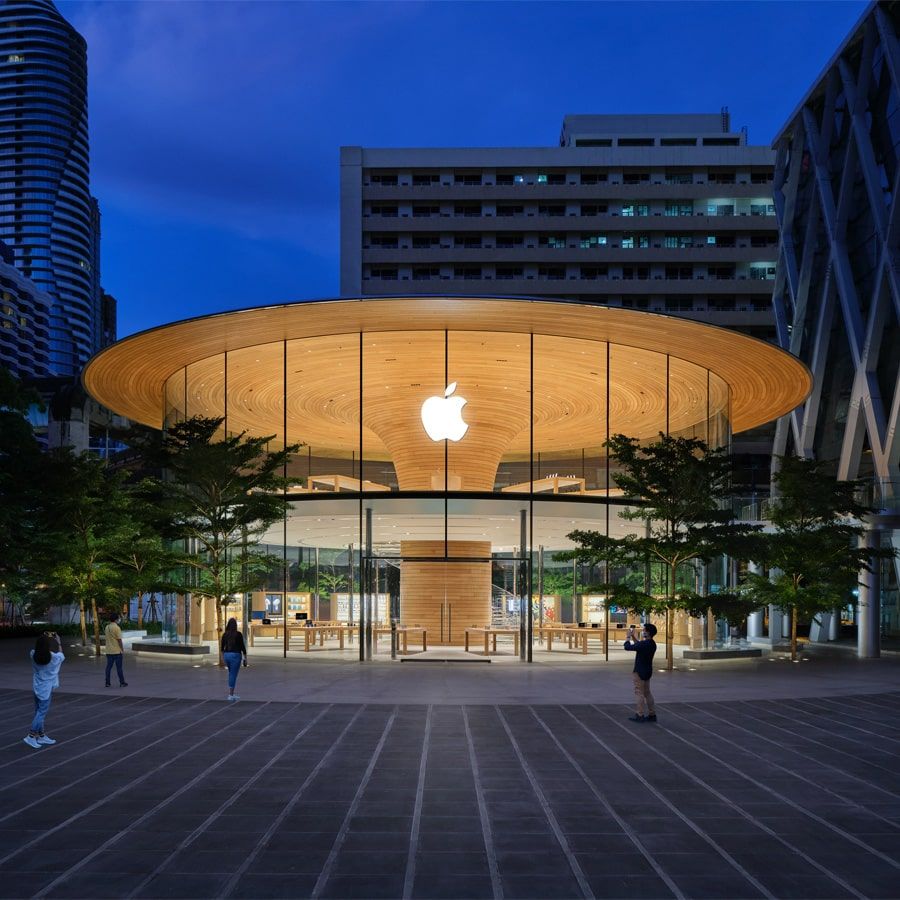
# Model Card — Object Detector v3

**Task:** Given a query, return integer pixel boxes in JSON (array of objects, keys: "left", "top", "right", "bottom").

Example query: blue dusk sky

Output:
[{"left": 57, "top": 0, "right": 867, "bottom": 339}]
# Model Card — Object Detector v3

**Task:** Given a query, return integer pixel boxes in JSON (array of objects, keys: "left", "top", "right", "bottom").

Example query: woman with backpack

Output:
[
  {"left": 221, "top": 618, "right": 248, "bottom": 702},
  {"left": 24, "top": 631, "right": 65, "bottom": 749}
]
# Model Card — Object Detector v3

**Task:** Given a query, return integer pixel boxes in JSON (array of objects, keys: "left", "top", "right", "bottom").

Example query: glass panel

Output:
[
  {"left": 163, "top": 368, "right": 186, "bottom": 428},
  {"left": 363, "top": 330, "right": 446, "bottom": 491},
  {"left": 668, "top": 355, "right": 712, "bottom": 442},
  {"left": 226, "top": 341, "right": 286, "bottom": 448},
  {"left": 444, "top": 330, "right": 530, "bottom": 492},
  {"left": 607, "top": 343, "right": 669, "bottom": 490},
  {"left": 286, "top": 334, "right": 362, "bottom": 495},
  {"left": 186, "top": 354, "right": 225, "bottom": 436},
  {"left": 365, "top": 495, "right": 495, "bottom": 645},
  {"left": 445, "top": 496, "right": 524, "bottom": 637},
  {"left": 532, "top": 334, "right": 606, "bottom": 495},
  {"left": 708, "top": 370, "right": 730, "bottom": 448}
]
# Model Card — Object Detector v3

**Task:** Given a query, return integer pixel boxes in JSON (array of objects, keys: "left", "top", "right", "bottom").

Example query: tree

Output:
[
  {"left": 560, "top": 433, "right": 760, "bottom": 669},
  {"left": 318, "top": 568, "right": 346, "bottom": 596},
  {"left": 35, "top": 450, "right": 136, "bottom": 653},
  {"left": 110, "top": 498, "right": 184, "bottom": 627},
  {"left": 0, "top": 366, "right": 45, "bottom": 623},
  {"left": 136, "top": 417, "right": 300, "bottom": 663},
  {"left": 740, "top": 455, "right": 895, "bottom": 661}
]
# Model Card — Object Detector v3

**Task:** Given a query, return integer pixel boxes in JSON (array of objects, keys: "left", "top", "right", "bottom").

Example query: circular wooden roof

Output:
[{"left": 83, "top": 296, "right": 811, "bottom": 435}]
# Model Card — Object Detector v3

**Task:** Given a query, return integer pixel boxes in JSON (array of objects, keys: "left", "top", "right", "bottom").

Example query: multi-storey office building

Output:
[
  {"left": 772, "top": 0, "right": 900, "bottom": 650},
  {"left": 341, "top": 113, "right": 778, "bottom": 490},
  {"left": 0, "top": 238, "right": 49, "bottom": 378},
  {"left": 341, "top": 114, "right": 776, "bottom": 335},
  {"left": 0, "top": 0, "right": 102, "bottom": 376}
]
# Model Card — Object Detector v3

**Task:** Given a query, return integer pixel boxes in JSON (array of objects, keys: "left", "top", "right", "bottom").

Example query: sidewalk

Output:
[{"left": 1, "top": 636, "right": 897, "bottom": 705}]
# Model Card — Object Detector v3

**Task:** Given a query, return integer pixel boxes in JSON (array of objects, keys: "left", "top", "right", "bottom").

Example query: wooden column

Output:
[{"left": 400, "top": 540, "right": 491, "bottom": 645}]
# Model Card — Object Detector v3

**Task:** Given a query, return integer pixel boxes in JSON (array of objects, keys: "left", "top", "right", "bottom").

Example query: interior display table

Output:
[
  {"left": 374, "top": 626, "right": 428, "bottom": 654},
  {"left": 464, "top": 627, "right": 520, "bottom": 656}
]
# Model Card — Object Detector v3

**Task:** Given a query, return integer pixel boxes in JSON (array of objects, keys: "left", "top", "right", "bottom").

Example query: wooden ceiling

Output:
[{"left": 84, "top": 298, "right": 811, "bottom": 461}]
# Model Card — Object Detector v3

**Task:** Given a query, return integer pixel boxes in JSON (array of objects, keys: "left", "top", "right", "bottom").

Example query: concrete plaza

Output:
[{"left": 0, "top": 639, "right": 898, "bottom": 899}]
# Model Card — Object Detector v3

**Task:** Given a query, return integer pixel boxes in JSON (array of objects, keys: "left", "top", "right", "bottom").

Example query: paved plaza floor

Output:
[{"left": 0, "top": 640, "right": 898, "bottom": 899}]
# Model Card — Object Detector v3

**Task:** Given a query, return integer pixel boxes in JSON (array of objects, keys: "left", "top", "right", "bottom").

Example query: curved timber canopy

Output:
[{"left": 83, "top": 296, "right": 812, "bottom": 441}]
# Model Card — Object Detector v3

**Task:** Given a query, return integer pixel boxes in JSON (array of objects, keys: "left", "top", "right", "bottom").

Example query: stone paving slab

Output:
[
  {"left": 1, "top": 636, "right": 898, "bottom": 705},
  {"left": 0, "top": 687, "right": 898, "bottom": 899}
]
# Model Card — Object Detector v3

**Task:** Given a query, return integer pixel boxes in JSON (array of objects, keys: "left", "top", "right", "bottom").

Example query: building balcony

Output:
[
  {"left": 361, "top": 275, "right": 775, "bottom": 296},
  {"left": 364, "top": 213, "right": 777, "bottom": 232},
  {"left": 362, "top": 182, "right": 773, "bottom": 202},
  {"left": 362, "top": 245, "right": 774, "bottom": 265}
]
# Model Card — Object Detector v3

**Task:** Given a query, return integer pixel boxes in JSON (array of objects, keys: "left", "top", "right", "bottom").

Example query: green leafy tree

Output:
[
  {"left": 35, "top": 450, "right": 136, "bottom": 654},
  {"left": 560, "top": 433, "right": 760, "bottom": 669},
  {"left": 136, "top": 417, "right": 300, "bottom": 663},
  {"left": 741, "top": 456, "right": 895, "bottom": 661},
  {"left": 0, "top": 366, "right": 45, "bottom": 622},
  {"left": 318, "top": 568, "right": 346, "bottom": 596},
  {"left": 110, "top": 504, "right": 184, "bottom": 627}
]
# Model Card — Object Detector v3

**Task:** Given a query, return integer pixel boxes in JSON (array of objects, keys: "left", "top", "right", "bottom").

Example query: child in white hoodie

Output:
[{"left": 24, "top": 631, "right": 65, "bottom": 749}]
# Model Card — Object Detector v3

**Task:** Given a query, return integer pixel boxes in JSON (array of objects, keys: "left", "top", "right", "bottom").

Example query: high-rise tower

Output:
[{"left": 0, "top": 0, "right": 100, "bottom": 376}]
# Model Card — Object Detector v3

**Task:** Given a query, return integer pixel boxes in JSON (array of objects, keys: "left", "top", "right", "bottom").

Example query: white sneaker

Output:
[
  {"left": 37, "top": 735, "right": 56, "bottom": 745},
  {"left": 231, "top": 695, "right": 240, "bottom": 701},
  {"left": 23, "top": 735, "right": 41, "bottom": 749}
]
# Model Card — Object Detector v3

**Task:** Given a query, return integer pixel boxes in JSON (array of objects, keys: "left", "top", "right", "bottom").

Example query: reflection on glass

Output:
[
  {"left": 286, "top": 335, "right": 361, "bottom": 494},
  {"left": 708, "top": 371, "right": 730, "bottom": 448},
  {"left": 363, "top": 331, "right": 445, "bottom": 491},
  {"left": 226, "top": 342, "right": 285, "bottom": 448},
  {"left": 532, "top": 334, "right": 606, "bottom": 494},
  {"left": 186, "top": 355, "right": 224, "bottom": 436},
  {"left": 163, "top": 369, "right": 185, "bottom": 428}
]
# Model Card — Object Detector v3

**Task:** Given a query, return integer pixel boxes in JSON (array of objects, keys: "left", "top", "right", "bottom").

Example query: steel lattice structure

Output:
[{"left": 772, "top": 2, "right": 900, "bottom": 506}]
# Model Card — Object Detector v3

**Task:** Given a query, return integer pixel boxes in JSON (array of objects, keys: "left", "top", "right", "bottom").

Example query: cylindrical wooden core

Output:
[{"left": 399, "top": 540, "right": 491, "bottom": 645}]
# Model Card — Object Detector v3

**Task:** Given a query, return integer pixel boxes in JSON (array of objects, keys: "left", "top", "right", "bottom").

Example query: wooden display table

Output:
[
  {"left": 290, "top": 624, "right": 355, "bottom": 651},
  {"left": 502, "top": 475, "right": 585, "bottom": 494},
  {"left": 373, "top": 626, "right": 428, "bottom": 654},
  {"left": 537, "top": 625, "right": 607, "bottom": 654},
  {"left": 249, "top": 623, "right": 283, "bottom": 645},
  {"left": 308, "top": 474, "right": 390, "bottom": 493},
  {"left": 464, "top": 627, "right": 520, "bottom": 656},
  {"left": 250, "top": 622, "right": 355, "bottom": 651}
]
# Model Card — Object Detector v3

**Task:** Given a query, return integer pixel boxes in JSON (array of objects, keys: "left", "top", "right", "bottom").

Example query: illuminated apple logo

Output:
[{"left": 421, "top": 382, "right": 469, "bottom": 442}]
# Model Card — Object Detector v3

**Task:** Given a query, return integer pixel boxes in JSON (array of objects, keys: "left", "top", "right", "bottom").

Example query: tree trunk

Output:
[
  {"left": 90, "top": 598, "right": 102, "bottom": 657},
  {"left": 665, "top": 608, "right": 673, "bottom": 670},
  {"left": 216, "top": 601, "right": 224, "bottom": 667},
  {"left": 665, "top": 562, "right": 675, "bottom": 670},
  {"left": 137, "top": 592, "right": 144, "bottom": 629},
  {"left": 791, "top": 605, "right": 798, "bottom": 662},
  {"left": 79, "top": 600, "right": 87, "bottom": 646}
]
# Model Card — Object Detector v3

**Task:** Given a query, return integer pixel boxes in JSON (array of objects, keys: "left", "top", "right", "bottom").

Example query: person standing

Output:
[
  {"left": 624, "top": 622, "right": 658, "bottom": 722},
  {"left": 221, "top": 618, "right": 248, "bottom": 702},
  {"left": 104, "top": 612, "right": 128, "bottom": 687},
  {"left": 24, "top": 631, "right": 65, "bottom": 748}
]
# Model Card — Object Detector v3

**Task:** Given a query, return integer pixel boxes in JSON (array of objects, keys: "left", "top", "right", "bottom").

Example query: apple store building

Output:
[{"left": 84, "top": 296, "right": 810, "bottom": 660}]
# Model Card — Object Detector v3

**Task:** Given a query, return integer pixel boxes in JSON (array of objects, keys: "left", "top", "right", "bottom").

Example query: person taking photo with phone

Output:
[
  {"left": 24, "top": 631, "right": 65, "bottom": 748},
  {"left": 624, "top": 622, "right": 658, "bottom": 722}
]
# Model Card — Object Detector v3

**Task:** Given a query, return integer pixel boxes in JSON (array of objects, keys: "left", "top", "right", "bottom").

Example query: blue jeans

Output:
[
  {"left": 223, "top": 652, "right": 242, "bottom": 690},
  {"left": 105, "top": 653, "right": 125, "bottom": 685},
  {"left": 30, "top": 693, "right": 51, "bottom": 734}
]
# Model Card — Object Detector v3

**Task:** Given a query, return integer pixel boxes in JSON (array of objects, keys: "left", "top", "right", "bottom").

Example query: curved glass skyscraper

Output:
[{"left": 0, "top": 0, "right": 99, "bottom": 375}]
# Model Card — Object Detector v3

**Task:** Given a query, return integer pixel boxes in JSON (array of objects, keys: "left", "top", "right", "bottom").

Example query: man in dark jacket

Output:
[{"left": 624, "top": 622, "right": 657, "bottom": 722}]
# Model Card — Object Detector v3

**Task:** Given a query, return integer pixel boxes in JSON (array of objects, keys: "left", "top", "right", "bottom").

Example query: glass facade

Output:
[{"left": 160, "top": 329, "right": 730, "bottom": 658}]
